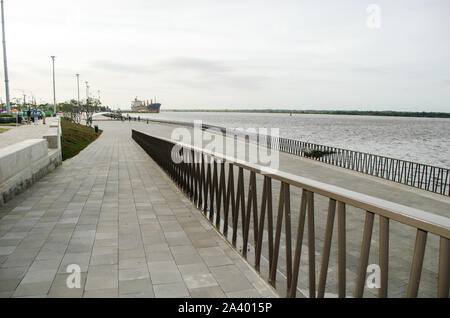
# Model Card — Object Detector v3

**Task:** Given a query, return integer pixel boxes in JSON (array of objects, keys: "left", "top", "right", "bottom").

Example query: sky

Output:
[{"left": 1, "top": 0, "right": 450, "bottom": 111}]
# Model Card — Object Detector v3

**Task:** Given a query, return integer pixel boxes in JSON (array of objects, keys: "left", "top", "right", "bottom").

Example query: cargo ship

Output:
[{"left": 131, "top": 97, "right": 161, "bottom": 113}]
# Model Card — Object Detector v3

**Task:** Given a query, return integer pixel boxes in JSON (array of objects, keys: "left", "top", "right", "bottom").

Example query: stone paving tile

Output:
[
  {"left": 210, "top": 265, "right": 255, "bottom": 293},
  {"left": 119, "top": 266, "right": 149, "bottom": 281},
  {"left": 119, "top": 278, "right": 154, "bottom": 296},
  {"left": 0, "top": 122, "right": 278, "bottom": 298},
  {"left": 83, "top": 288, "right": 119, "bottom": 298},
  {"left": 189, "top": 286, "right": 226, "bottom": 298},
  {"left": 154, "top": 282, "right": 189, "bottom": 298},
  {"left": 148, "top": 261, "right": 183, "bottom": 285},
  {"left": 198, "top": 247, "right": 234, "bottom": 267},
  {"left": 13, "top": 281, "right": 53, "bottom": 297},
  {"left": 182, "top": 273, "right": 218, "bottom": 290}
]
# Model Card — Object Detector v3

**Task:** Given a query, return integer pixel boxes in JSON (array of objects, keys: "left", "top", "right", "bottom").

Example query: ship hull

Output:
[{"left": 131, "top": 103, "right": 161, "bottom": 113}]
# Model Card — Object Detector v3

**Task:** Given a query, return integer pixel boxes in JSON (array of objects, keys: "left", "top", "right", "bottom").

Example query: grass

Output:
[
  {"left": 0, "top": 128, "right": 10, "bottom": 134},
  {"left": 0, "top": 123, "right": 23, "bottom": 126},
  {"left": 61, "top": 118, "right": 102, "bottom": 161}
]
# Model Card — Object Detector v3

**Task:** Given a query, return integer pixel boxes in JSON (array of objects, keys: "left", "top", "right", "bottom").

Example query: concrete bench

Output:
[
  {"left": 0, "top": 139, "right": 58, "bottom": 205},
  {"left": 42, "top": 117, "right": 61, "bottom": 149},
  {"left": 43, "top": 127, "right": 59, "bottom": 149}
]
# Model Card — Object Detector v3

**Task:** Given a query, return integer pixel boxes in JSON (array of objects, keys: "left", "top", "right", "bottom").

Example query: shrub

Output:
[{"left": 0, "top": 116, "right": 15, "bottom": 123}]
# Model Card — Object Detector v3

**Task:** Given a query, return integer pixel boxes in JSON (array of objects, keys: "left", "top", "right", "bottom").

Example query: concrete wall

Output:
[{"left": 0, "top": 118, "right": 62, "bottom": 206}]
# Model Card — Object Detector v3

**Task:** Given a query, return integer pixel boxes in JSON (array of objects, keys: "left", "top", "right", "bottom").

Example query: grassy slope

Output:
[
  {"left": 0, "top": 123, "right": 23, "bottom": 126},
  {"left": 61, "top": 119, "right": 102, "bottom": 161}
]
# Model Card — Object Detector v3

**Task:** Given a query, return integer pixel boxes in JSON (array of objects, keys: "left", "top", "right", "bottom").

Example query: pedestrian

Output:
[
  {"left": 26, "top": 109, "right": 31, "bottom": 125},
  {"left": 34, "top": 110, "right": 38, "bottom": 125},
  {"left": 43, "top": 112, "right": 46, "bottom": 125}
]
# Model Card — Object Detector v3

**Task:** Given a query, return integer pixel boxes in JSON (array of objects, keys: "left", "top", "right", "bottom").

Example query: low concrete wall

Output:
[
  {"left": 0, "top": 117, "right": 62, "bottom": 206},
  {"left": 43, "top": 127, "right": 59, "bottom": 148}
]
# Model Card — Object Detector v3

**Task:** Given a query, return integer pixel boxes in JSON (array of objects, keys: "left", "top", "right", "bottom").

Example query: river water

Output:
[{"left": 132, "top": 111, "right": 450, "bottom": 168}]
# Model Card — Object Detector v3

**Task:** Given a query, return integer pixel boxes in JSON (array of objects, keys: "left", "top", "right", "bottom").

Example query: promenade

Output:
[
  {"left": 0, "top": 124, "right": 50, "bottom": 150},
  {"left": 112, "top": 119, "right": 449, "bottom": 298},
  {"left": 127, "top": 120, "right": 449, "bottom": 216},
  {"left": 0, "top": 122, "right": 278, "bottom": 298}
]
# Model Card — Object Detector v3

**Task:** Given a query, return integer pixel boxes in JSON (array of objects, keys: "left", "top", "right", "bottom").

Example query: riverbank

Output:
[
  {"left": 161, "top": 109, "right": 450, "bottom": 118},
  {"left": 61, "top": 119, "right": 102, "bottom": 161},
  {"left": 129, "top": 111, "right": 450, "bottom": 168}
]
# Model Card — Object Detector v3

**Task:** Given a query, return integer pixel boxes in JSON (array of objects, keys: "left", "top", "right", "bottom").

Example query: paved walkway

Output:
[
  {"left": 123, "top": 119, "right": 449, "bottom": 216},
  {"left": 0, "top": 123, "right": 278, "bottom": 298},
  {"left": 0, "top": 122, "right": 49, "bottom": 149},
  {"left": 109, "top": 119, "right": 449, "bottom": 298}
]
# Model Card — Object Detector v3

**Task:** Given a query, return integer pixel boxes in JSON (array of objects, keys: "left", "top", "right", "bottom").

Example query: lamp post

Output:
[
  {"left": 96, "top": 89, "right": 100, "bottom": 113},
  {"left": 51, "top": 56, "right": 56, "bottom": 114},
  {"left": 76, "top": 74, "right": 80, "bottom": 109},
  {"left": 85, "top": 81, "right": 89, "bottom": 109},
  {"left": 1, "top": 0, "right": 11, "bottom": 114}
]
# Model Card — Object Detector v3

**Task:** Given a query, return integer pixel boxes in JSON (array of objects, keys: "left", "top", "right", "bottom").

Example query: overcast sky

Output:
[{"left": 2, "top": 0, "right": 450, "bottom": 111}]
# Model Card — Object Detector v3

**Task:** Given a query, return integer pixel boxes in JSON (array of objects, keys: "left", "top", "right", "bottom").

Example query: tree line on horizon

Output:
[{"left": 164, "top": 109, "right": 450, "bottom": 118}]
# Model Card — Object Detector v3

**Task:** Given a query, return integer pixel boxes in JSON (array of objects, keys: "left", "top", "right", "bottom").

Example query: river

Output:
[{"left": 131, "top": 111, "right": 450, "bottom": 168}]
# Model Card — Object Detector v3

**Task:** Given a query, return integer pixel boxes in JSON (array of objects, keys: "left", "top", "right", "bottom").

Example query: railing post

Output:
[
  {"left": 379, "top": 216, "right": 389, "bottom": 298},
  {"left": 438, "top": 237, "right": 449, "bottom": 298},
  {"left": 338, "top": 201, "right": 346, "bottom": 298},
  {"left": 407, "top": 229, "right": 428, "bottom": 298}
]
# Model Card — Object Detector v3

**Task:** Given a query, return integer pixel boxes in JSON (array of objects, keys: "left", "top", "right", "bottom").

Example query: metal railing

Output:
[
  {"left": 211, "top": 125, "right": 450, "bottom": 197},
  {"left": 132, "top": 129, "right": 450, "bottom": 298},
  {"left": 258, "top": 133, "right": 450, "bottom": 196},
  {"left": 113, "top": 115, "right": 450, "bottom": 196}
]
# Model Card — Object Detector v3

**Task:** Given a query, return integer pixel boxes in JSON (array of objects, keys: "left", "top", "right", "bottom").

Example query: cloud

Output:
[
  {"left": 91, "top": 57, "right": 269, "bottom": 90},
  {"left": 161, "top": 57, "right": 229, "bottom": 74},
  {"left": 91, "top": 60, "right": 152, "bottom": 75},
  {"left": 160, "top": 57, "right": 269, "bottom": 90}
]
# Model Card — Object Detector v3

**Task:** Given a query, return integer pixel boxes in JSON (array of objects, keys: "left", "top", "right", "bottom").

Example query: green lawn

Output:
[
  {"left": 0, "top": 123, "right": 23, "bottom": 126},
  {"left": 0, "top": 128, "right": 10, "bottom": 134},
  {"left": 61, "top": 119, "right": 102, "bottom": 161}
]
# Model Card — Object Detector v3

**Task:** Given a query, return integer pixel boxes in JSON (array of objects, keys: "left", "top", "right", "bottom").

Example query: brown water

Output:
[{"left": 133, "top": 112, "right": 450, "bottom": 168}]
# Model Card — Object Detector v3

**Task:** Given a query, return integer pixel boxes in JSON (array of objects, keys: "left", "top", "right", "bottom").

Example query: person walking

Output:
[
  {"left": 34, "top": 109, "right": 38, "bottom": 125},
  {"left": 26, "top": 109, "right": 31, "bottom": 125}
]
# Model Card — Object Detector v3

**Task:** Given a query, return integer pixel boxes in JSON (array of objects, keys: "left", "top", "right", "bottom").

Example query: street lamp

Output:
[
  {"left": 85, "top": 81, "right": 89, "bottom": 109},
  {"left": 51, "top": 56, "right": 56, "bottom": 114},
  {"left": 76, "top": 73, "right": 80, "bottom": 110},
  {"left": 1, "top": 0, "right": 11, "bottom": 114}
]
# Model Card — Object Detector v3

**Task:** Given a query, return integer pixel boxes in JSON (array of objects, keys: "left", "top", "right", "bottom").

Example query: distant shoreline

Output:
[{"left": 158, "top": 109, "right": 450, "bottom": 118}]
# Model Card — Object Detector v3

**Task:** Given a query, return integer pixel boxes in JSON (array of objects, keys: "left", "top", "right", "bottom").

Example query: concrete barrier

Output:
[
  {"left": 0, "top": 118, "right": 63, "bottom": 206},
  {"left": 43, "top": 127, "right": 59, "bottom": 149},
  {"left": 0, "top": 140, "right": 59, "bottom": 205},
  {"left": 43, "top": 117, "right": 62, "bottom": 149}
]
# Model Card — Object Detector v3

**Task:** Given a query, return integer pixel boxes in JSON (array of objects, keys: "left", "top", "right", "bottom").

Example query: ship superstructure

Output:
[{"left": 131, "top": 97, "right": 161, "bottom": 113}]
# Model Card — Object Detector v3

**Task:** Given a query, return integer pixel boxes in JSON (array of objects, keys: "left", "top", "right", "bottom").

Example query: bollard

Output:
[{"left": 94, "top": 125, "right": 98, "bottom": 134}]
